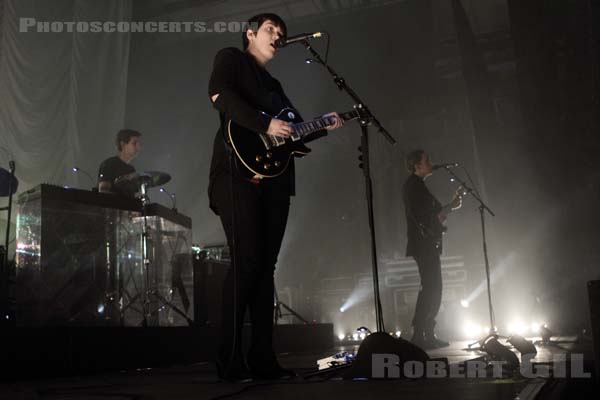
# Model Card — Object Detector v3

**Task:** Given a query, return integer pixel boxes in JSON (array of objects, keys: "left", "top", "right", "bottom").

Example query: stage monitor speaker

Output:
[
  {"left": 588, "top": 280, "right": 600, "bottom": 383},
  {"left": 343, "top": 332, "right": 430, "bottom": 379}
]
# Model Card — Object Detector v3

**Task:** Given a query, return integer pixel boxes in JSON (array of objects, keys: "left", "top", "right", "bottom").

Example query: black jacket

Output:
[
  {"left": 402, "top": 173, "right": 443, "bottom": 256},
  {"left": 207, "top": 47, "right": 327, "bottom": 213}
]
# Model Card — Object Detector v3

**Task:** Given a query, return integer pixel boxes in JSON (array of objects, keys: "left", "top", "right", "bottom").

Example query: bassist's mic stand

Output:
[
  {"left": 302, "top": 40, "right": 406, "bottom": 379},
  {"left": 438, "top": 167, "right": 501, "bottom": 349},
  {"left": 1, "top": 160, "right": 17, "bottom": 326}
]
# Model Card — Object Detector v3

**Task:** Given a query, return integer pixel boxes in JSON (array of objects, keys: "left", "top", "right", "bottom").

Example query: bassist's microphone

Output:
[
  {"left": 275, "top": 32, "right": 323, "bottom": 48},
  {"left": 432, "top": 162, "right": 459, "bottom": 170}
]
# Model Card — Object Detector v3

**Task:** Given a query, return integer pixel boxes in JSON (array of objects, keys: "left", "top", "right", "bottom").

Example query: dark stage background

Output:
[{"left": 1, "top": 0, "right": 599, "bottom": 337}]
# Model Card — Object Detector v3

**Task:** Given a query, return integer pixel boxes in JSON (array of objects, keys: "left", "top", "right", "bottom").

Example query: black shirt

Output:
[
  {"left": 402, "top": 173, "right": 443, "bottom": 256},
  {"left": 97, "top": 156, "right": 136, "bottom": 196},
  {"left": 207, "top": 47, "right": 327, "bottom": 212}
]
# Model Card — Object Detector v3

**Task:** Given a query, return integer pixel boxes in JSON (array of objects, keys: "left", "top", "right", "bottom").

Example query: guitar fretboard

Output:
[
  {"left": 268, "top": 110, "right": 358, "bottom": 147},
  {"left": 291, "top": 111, "right": 357, "bottom": 140}
]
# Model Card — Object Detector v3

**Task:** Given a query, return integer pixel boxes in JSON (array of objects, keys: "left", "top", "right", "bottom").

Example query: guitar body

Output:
[{"left": 227, "top": 107, "right": 313, "bottom": 180}]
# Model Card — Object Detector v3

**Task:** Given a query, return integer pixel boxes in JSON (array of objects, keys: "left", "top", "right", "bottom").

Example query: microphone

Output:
[
  {"left": 274, "top": 32, "right": 323, "bottom": 48},
  {"left": 159, "top": 187, "right": 177, "bottom": 212},
  {"left": 432, "top": 162, "right": 459, "bottom": 170},
  {"left": 72, "top": 166, "right": 95, "bottom": 188}
]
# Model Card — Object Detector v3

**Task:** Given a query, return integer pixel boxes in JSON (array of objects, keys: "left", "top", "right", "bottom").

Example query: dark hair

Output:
[
  {"left": 406, "top": 149, "right": 425, "bottom": 173},
  {"left": 116, "top": 129, "right": 141, "bottom": 151},
  {"left": 242, "top": 13, "right": 287, "bottom": 50}
]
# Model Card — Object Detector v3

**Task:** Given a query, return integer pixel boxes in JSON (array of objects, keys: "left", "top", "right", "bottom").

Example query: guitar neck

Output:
[{"left": 291, "top": 111, "right": 358, "bottom": 139}]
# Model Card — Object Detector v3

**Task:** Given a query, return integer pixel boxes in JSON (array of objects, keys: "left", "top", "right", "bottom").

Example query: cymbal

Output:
[
  {"left": 138, "top": 171, "right": 171, "bottom": 187},
  {"left": 0, "top": 167, "right": 18, "bottom": 197},
  {"left": 115, "top": 171, "right": 171, "bottom": 189}
]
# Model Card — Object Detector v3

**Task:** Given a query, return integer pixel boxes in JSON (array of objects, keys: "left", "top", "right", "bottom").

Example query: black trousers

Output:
[
  {"left": 211, "top": 171, "right": 290, "bottom": 373},
  {"left": 411, "top": 244, "right": 443, "bottom": 333}
]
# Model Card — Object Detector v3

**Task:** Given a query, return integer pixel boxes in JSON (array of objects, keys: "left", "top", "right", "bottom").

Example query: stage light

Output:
[
  {"left": 530, "top": 322, "right": 542, "bottom": 334},
  {"left": 97, "top": 304, "right": 105, "bottom": 314},
  {"left": 540, "top": 325, "right": 553, "bottom": 342},
  {"left": 340, "top": 307, "right": 345, "bottom": 313},
  {"left": 352, "top": 333, "right": 359, "bottom": 341},
  {"left": 359, "top": 332, "right": 366, "bottom": 340},
  {"left": 463, "top": 323, "right": 482, "bottom": 338},
  {"left": 395, "top": 330, "right": 401, "bottom": 338},
  {"left": 338, "top": 333, "right": 346, "bottom": 341},
  {"left": 508, "top": 320, "right": 527, "bottom": 336},
  {"left": 460, "top": 299, "right": 469, "bottom": 308}
]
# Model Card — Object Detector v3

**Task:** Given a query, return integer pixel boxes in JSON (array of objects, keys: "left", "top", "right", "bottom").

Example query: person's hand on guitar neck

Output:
[
  {"left": 322, "top": 112, "right": 344, "bottom": 130},
  {"left": 450, "top": 187, "right": 463, "bottom": 211},
  {"left": 266, "top": 112, "right": 344, "bottom": 138},
  {"left": 437, "top": 187, "right": 463, "bottom": 224}
]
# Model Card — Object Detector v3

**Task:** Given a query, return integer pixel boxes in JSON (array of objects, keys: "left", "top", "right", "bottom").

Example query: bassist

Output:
[{"left": 403, "top": 149, "right": 462, "bottom": 349}]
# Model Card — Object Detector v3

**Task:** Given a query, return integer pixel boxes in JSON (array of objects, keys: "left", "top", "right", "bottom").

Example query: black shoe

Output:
[
  {"left": 216, "top": 360, "right": 253, "bottom": 383},
  {"left": 411, "top": 335, "right": 437, "bottom": 350},
  {"left": 250, "top": 366, "right": 296, "bottom": 380},
  {"left": 425, "top": 334, "right": 450, "bottom": 349}
]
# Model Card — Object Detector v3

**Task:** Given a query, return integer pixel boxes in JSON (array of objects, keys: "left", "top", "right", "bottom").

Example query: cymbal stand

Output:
[
  {"left": 139, "top": 180, "right": 152, "bottom": 326},
  {"left": 138, "top": 181, "right": 192, "bottom": 326}
]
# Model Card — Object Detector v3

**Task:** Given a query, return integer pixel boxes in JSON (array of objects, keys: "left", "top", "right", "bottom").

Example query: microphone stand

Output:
[
  {"left": 1, "top": 160, "right": 16, "bottom": 324},
  {"left": 159, "top": 188, "right": 177, "bottom": 212},
  {"left": 438, "top": 166, "right": 499, "bottom": 347},
  {"left": 302, "top": 40, "right": 395, "bottom": 335},
  {"left": 72, "top": 167, "right": 95, "bottom": 190}
]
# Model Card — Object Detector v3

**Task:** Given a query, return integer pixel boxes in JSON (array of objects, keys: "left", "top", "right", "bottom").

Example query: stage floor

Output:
[{"left": 1, "top": 335, "right": 596, "bottom": 400}]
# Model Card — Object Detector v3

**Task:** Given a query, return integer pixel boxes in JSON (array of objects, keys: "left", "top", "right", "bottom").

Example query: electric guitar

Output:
[
  {"left": 419, "top": 187, "right": 465, "bottom": 248},
  {"left": 227, "top": 107, "right": 360, "bottom": 179}
]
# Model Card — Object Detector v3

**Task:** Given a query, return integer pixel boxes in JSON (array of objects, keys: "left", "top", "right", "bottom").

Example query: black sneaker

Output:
[
  {"left": 250, "top": 366, "right": 296, "bottom": 380},
  {"left": 216, "top": 360, "right": 253, "bottom": 383},
  {"left": 426, "top": 334, "right": 450, "bottom": 349}
]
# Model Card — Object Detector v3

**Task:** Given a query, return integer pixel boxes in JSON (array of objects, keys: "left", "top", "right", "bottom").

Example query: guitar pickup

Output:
[{"left": 259, "top": 133, "right": 272, "bottom": 150}]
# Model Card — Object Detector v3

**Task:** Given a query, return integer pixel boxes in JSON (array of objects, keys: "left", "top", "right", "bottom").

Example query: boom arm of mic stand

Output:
[{"left": 301, "top": 41, "right": 396, "bottom": 146}]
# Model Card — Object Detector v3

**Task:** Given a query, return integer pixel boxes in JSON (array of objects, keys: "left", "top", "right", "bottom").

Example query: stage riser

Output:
[{"left": 0, "top": 324, "right": 332, "bottom": 380}]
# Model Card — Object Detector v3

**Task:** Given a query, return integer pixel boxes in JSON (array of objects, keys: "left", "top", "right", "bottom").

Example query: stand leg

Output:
[{"left": 360, "top": 125, "right": 385, "bottom": 332}]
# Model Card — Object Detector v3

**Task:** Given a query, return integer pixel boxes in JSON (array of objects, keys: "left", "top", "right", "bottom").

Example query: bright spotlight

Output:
[
  {"left": 460, "top": 299, "right": 469, "bottom": 308},
  {"left": 530, "top": 322, "right": 541, "bottom": 334},
  {"left": 338, "top": 333, "right": 346, "bottom": 341},
  {"left": 97, "top": 304, "right": 105, "bottom": 314},
  {"left": 463, "top": 323, "right": 482, "bottom": 338},
  {"left": 395, "top": 330, "right": 401, "bottom": 338},
  {"left": 359, "top": 332, "right": 366, "bottom": 340},
  {"left": 508, "top": 320, "right": 527, "bottom": 335},
  {"left": 352, "top": 333, "right": 359, "bottom": 341},
  {"left": 339, "top": 307, "right": 345, "bottom": 313}
]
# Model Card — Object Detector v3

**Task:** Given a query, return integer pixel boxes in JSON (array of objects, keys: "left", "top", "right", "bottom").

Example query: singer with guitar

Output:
[
  {"left": 403, "top": 150, "right": 462, "bottom": 349},
  {"left": 207, "top": 13, "right": 344, "bottom": 381}
]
